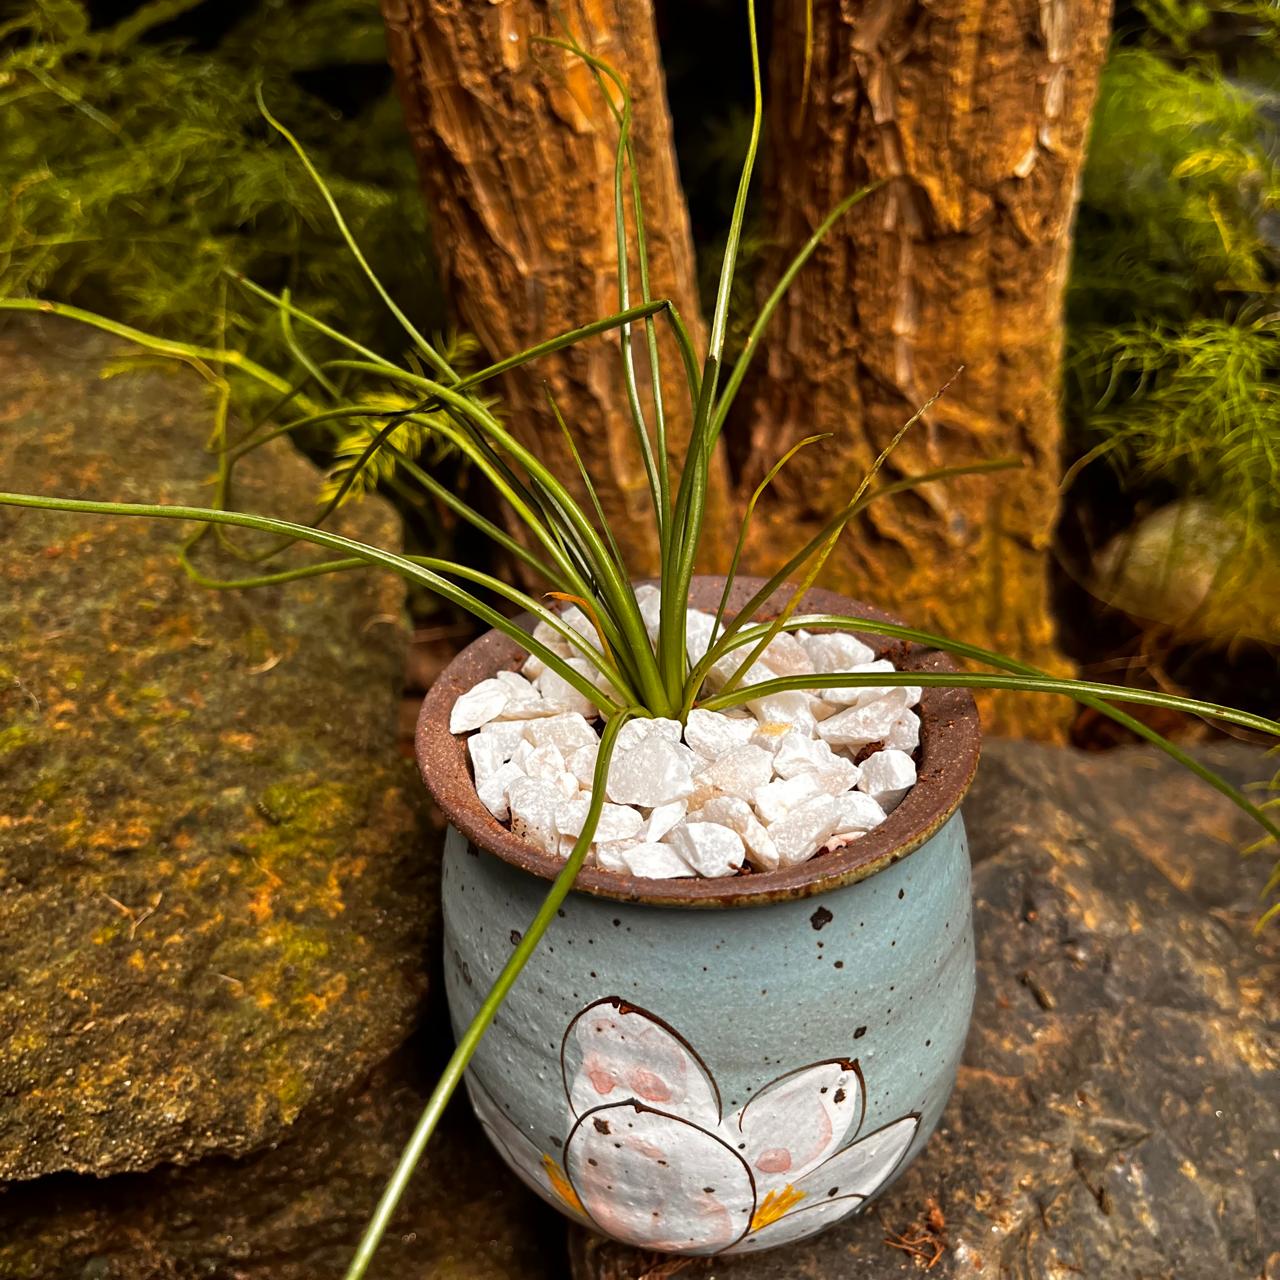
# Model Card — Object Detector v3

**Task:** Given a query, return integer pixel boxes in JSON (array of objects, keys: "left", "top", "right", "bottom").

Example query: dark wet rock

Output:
[
  {"left": 0, "top": 1040, "right": 559, "bottom": 1280},
  {"left": 0, "top": 317, "right": 436, "bottom": 1178},
  {"left": 570, "top": 739, "right": 1280, "bottom": 1280}
]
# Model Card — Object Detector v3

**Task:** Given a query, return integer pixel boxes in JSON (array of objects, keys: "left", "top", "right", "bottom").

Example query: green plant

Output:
[
  {"left": 2, "top": 7, "right": 1278, "bottom": 1276},
  {"left": 1066, "top": 24, "right": 1280, "bottom": 540},
  {"left": 1, "top": 0, "right": 437, "bottom": 353}
]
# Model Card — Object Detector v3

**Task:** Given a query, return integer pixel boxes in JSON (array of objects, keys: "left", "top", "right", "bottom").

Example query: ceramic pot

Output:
[{"left": 416, "top": 577, "right": 980, "bottom": 1257}]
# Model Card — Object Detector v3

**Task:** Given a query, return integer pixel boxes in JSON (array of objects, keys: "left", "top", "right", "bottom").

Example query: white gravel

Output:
[{"left": 453, "top": 590, "right": 923, "bottom": 879}]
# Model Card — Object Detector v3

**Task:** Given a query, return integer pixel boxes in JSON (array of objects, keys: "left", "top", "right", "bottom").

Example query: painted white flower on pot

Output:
[{"left": 466, "top": 996, "right": 920, "bottom": 1256}]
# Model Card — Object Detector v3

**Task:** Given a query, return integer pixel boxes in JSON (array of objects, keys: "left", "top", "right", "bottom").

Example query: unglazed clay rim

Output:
[{"left": 416, "top": 576, "right": 981, "bottom": 908}]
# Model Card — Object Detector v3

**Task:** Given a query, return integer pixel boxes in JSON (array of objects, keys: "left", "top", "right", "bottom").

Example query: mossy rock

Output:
[
  {"left": 573, "top": 740, "right": 1279, "bottom": 1279},
  {"left": 0, "top": 1039, "right": 559, "bottom": 1279},
  {"left": 0, "top": 316, "right": 437, "bottom": 1178}
]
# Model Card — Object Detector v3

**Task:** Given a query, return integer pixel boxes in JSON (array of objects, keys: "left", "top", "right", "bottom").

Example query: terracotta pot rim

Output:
[{"left": 415, "top": 576, "right": 981, "bottom": 908}]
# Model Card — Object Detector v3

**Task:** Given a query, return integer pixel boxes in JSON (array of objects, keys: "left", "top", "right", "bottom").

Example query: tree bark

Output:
[
  {"left": 381, "top": 0, "right": 1112, "bottom": 736},
  {"left": 379, "top": 0, "right": 724, "bottom": 577},
  {"left": 737, "top": 0, "right": 1110, "bottom": 735}
]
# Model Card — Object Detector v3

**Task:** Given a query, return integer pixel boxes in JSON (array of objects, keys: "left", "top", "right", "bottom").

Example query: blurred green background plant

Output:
[
  {"left": 0, "top": 0, "right": 478, "bottom": 623},
  {"left": 1, "top": 0, "right": 443, "bottom": 357},
  {"left": 1063, "top": 0, "right": 1280, "bottom": 654}
]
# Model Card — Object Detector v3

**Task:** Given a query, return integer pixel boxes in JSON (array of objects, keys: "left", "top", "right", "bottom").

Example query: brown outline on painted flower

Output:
[{"left": 466, "top": 996, "right": 920, "bottom": 1255}]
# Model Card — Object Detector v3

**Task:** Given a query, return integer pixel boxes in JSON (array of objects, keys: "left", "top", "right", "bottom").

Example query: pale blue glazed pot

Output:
[{"left": 417, "top": 579, "right": 980, "bottom": 1257}]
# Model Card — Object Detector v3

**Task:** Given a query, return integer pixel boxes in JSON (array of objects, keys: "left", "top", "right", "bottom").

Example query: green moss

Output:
[
  {"left": 256, "top": 780, "right": 358, "bottom": 837},
  {"left": 0, "top": 724, "right": 39, "bottom": 757}
]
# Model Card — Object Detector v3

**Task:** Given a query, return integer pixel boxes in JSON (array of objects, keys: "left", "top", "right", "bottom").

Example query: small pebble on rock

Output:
[
  {"left": 831, "top": 790, "right": 886, "bottom": 835},
  {"left": 819, "top": 659, "right": 898, "bottom": 707},
  {"left": 885, "top": 709, "right": 921, "bottom": 752},
  {"left": 535, "top": 665, "right": 596, "bottom": 717},
  {"left": 526, "top": 712, "right": 599, "bottom": 756},
  {"left": 477, "top": 760, "right": 526, "bottom": 821},
  {"left": 477, "top": 719, "right": 529, "bottom": 761},
  {"left": 802, "top": 631, "right": 876, "bottom": 671},
  {"left": 494, "top": 670, "right": 549, "bottom": 720},
  {"left": 693, "top": 795, "right": 779, "bottom": 873},
  {"left": 645, "top": 800, "right": 688, "bottom": 843}
]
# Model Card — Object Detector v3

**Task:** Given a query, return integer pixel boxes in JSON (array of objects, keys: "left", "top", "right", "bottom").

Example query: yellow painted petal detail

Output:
[
  {"left": 542, "top": 1153, "right": 583, "bottom": 1214},
  {"left": 750, "top": 1183, "right": 805, "bottom": 1231}
]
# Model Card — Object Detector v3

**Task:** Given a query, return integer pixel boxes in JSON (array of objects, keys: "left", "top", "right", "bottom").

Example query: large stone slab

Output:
[
  {"left": 571, "top": 740, "right": 1280, "bottom": 1279},
  {"left": 0, "top": 317, "right": 436, "bottom": 1178},
  {"left": 0, "top": 1038, "right": 558, "bottom": 1280}
]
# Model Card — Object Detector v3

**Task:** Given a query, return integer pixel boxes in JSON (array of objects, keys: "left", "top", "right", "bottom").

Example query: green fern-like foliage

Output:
[
  {"left": 317, "top": 332, "right": 492, "bottom": 509},
  {"left": 1, "top": 0, "right": 468, "bottom": 517},
  {"left": 1067, "top": 8, "right": 1280, "bottom": 536},
  {"left": 1, "top": 0, "right": 441, "bottom": 385}
]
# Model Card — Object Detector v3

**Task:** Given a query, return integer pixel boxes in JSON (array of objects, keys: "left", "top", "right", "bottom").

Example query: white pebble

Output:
[
  {"left": 816, "top": 691, "right": 911, "bottom": 748},
  {"left": 477, "top": 719, "right": 529, "bottom": 761},
  {"left": 566, "top": 743, "right": 600, "bottom": 788},
  {"left": 749, "top": 720, "right": 793, "bottom": 754},
  {"left": 819, "top": 659, "right": 899, "bottom": 707},
  {"left": 858, "top": 749, "right": 917, "bottom": 810},
  {"left": 494, "top": 669, "right": 548, "bottom": 719},
  {"left": 520, "top": 652, "right": 546, "bottom": 680},
  {"left": 772, "top": 732, "right": 846, "bottom": 780},
  {"left": 565, "top": 656, "right": 623, "bottom": 703},
  {"left": 693, "top": 796, "right": 779, "bottom": 872},
  {"left": 477, "top": 760, "right": 526, "bottom": 821},
  {"left": 555, "top": 796, "right": 643, "bottom": 843},
  {"left": 597, "top": 840, "right": 694, "bottom": 879},
  {"left": 885, "top": 710, "right": 921, "bottom": 752},
  {"left": 615, "top": 716, "right": 684, "bottom": 753},
  {"left": 759, "top": 632, "right": 815, "bottom": 677},
  {"left": 525, "top": 712, "right": 599, "bottom": 756},
  {"left": 692, "top": 744, "right": 775, "bottom": 801},
  {"left": 664, "top": 821, "right": 745, "bottom": 878},
  {"left": 507, "top": 777, "right": 562, "bottom": 854},
  {"left": 768, "top": 794, "right": 840, "bottom": 867},
  {"left": 449, "top": 678, "right": 510, "bottom": 733},
  {"left": 752, "top": 773, "right": 823, "bottom": 825},
  {"left": 746, "top": 689, "right": 826, "bottom": 735},
  {"left": 606, "top": 735, "right": 696, "bottom": 807},
  {"left": 467, "top": 733, "right": 506, "bottom": 786},
  {"left": 531, "top": 618, "right": 573, "bottom": 655},
  {"left": 635, "top": 584, "right": 663, "bottom": 641},
  {"left": 645, "top": 799, "right": 688, "bottom": 843},
  {"left": 535, "top": 664, "right": 597, "bottom": 717},
  {"left": 683, "top": 708, "right": 756, "bottom": 760},
  {"left": 802, "top": 631, "right": 876, "bottom": 671},
  {"left": 514, "top": 742, "right": 578, "bottom": 799},
  {"left": 831, "top": 790, "right": 886, "bottom": 835},
  {"left": 684, "top": 609, "right": 716, "bottom": 666}
]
